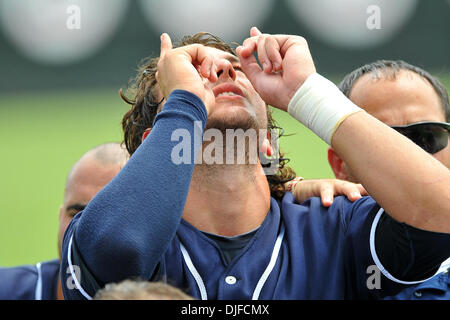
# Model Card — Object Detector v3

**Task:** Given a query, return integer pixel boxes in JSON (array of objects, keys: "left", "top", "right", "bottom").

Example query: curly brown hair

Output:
[{"left": 120, "top": 32, "right": 295, "bottom": 199}]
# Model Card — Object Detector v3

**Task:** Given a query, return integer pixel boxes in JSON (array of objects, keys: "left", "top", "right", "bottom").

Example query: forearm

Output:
[
  {"left": 288, "top": 73, "right": 450, "bottom": 233},
  {"left": 332, "top": 111, "right": 450, "bottom": 232},
  {"left": 67, "top": 90, "right": 207, "bottom": 284}
]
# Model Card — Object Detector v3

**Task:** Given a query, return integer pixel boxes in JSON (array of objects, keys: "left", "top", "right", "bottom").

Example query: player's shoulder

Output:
[
  {"left": 0, "top": 259, "right": 59, "bottom": 300},
  {"left": 280, "top": 192, "right": 380, "bottom": 232},
  {"left": 0, "top": 262, "right": 38, "bottom": 278},
  {"left": 280, "top": 192, "right": 378, "bottom": 221},
  {"left": 41, "top": 258, "right": 60, "bottom": 270},
  {"left": 0, "top": 262, "right": 38, "bottom": 299}
]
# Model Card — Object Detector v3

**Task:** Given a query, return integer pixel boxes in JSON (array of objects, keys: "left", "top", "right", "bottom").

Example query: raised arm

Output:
[
  {"left": 61, "top": 90, "right": 207, "bottom": 298},
  {"left": 238, "top": 27, "right": 450, "bottom": 233},
  {"left": 61, "top": 34, "right": 216, "bottom": 298}
]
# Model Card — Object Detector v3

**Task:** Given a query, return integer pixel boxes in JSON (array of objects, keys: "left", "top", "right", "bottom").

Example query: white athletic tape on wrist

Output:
[{"left": 287, "top": 73, "right": 363, "bottom": 145}]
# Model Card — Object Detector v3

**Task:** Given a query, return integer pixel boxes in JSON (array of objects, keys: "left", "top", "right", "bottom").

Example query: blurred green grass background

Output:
[{"left": 1, "top": 73, "right": 449, "bottom": 266}]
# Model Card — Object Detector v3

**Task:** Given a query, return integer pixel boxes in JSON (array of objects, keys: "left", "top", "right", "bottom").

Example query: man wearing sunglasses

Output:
[
  {"left": 329, "top": 60, "right": 449, "bottom": 177},
  {"left": 327, "top": 60, "right": 449, "bottom": 299}
]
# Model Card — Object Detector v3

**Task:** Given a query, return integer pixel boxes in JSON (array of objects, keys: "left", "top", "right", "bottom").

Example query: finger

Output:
[
  {"left": 239, "top": 49, "right": 263, "bottom": 84},
  {"left": 356, "top": 184, "right": 369, "bottom": 196},
  {"left": 200, "top": 55, "right": 212, "bottom": 79},
  {"left": 257, "top": 36, "right": 272, "bottom": 73},
  {"left": 342, "top": 183, "right": 363, "bottom": 201},
  {"left": 210, "top": 62, "right": 218, "bottom": 82},
  {"left": 265, "top": 36, "right": 282, "bottom": 71},
  {"left": 194, "top": 45, "right": 218, "bottom": 82},
  {"left": 237, "top": 37, "right": 257, "bottom": 59},
  {"left": 160, "top": 33, "right": 172, "bottom": 57},
  {"left": 320, "top": 186, "right": 334, "bottom": 207},
  {"left": 250, "top": 26, "right": 263, "bottom": 37},
  {"left": 250, "top": 27, "right": 282, "bottom": 72},
  {"left": 182, "top": 44, "right": 214, "bottom": 70},
  {"left": 204, "top": 59, "right": 218, "bottom": 82}
]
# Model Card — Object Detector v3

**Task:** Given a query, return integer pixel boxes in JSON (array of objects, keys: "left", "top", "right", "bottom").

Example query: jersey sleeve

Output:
[
  {"left": 341, "top": 196, "right": 450, "bottom": 299},
  {"left": 60, "top": 90, "right": 207, "bottom": 299},
  {"left": 0, "top": 265, "right": 37, "bottom": 300}
]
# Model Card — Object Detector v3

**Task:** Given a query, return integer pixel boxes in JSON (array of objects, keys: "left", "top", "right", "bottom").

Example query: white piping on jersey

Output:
[
  {"left": 252, "top": 223, "right": 285, "bottom": 300},
  {"left": 67, "top": 235, "right": 93, "bottom": 300},
  {"left": 180, "top": 223, "right": 285, "bottom": 300},
  {"left": 34, "top": 262, "right": 42, "bottom": 300},
  {"left": 437, "top": 257, "right": 450, "bottom": 274},
  {"left": 180, "top": 242, "right": 208, "bottom": 300},
  {"left": 369, "top": 208, "right": 442, "bottom": 285}
]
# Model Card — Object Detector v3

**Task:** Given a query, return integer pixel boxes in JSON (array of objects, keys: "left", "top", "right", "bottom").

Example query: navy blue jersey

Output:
[
  {"left": 384, "top": 260, "right": 450, "bottom": 300},
  {"left": 60, "top": 90, "right": 450, "bottom": 300},
  {"left": 0, "top": 259, "right": 59, "bottom": 300}
]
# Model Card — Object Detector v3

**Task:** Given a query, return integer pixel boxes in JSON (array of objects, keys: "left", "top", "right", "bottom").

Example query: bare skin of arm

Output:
[{"left": 332, "top": 111, "right": 450, "bottom": 232}]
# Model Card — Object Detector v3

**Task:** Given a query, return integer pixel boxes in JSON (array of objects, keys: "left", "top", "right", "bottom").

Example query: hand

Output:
[
  {"left": 156, "top": 33, "right": 217, "bottom": 113},
  {"left": 236, "top": 27, "right": 316, "bottom": 111},
  {"left": 286, "top": 178, "right": 369, "bottom": 207}
]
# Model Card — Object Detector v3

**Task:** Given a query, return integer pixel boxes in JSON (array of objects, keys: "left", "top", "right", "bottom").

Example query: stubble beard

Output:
[{"left": 192, "top": 110, "right": 266, "bottom": 188}]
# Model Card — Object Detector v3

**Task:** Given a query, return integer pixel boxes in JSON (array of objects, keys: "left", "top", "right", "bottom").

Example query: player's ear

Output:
[
  {"left": 141, "top": 128, "right": 152, "bottom": 143},
  {"left": 327, "top": 147, "right": 348, "bottom": 180}
]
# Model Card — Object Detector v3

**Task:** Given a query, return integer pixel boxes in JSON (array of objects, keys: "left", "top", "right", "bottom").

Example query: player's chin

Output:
[{"left": 205, "top": 110, "right": 261, "bottom": 133}]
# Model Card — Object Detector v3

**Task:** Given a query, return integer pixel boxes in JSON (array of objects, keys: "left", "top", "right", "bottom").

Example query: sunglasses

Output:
[{"left": 390, "top": 121, "right": 450, "bottom": 154}]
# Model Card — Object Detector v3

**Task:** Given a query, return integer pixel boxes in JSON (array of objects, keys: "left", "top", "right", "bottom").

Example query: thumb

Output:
[{"left": 160, "top": 33, "right": 172, "bottom": 57}]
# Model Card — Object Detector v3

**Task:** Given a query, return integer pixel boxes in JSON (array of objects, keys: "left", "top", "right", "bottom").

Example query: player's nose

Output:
[{"left": 215, "top": 59, "right": 236, "bottom": 81}]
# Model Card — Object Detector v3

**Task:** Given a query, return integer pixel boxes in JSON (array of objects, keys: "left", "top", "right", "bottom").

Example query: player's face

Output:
[
  {"left": 201, "top": 47, "right": 268, "bottom": 132},
  {"left": 153, "top": 46, "right": 270, "bottom": 164},
  {"left": 349, "top": 70, "right": 449, "bottom": 169},
  {"left": 57, "top": 158, "right": 122, "bottom": 259},
  {"left": 157, "top": 46, "right": 268, "bottom": 132}
]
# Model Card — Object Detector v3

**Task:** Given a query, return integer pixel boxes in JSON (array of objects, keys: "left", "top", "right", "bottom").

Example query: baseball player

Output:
[{"left": 61, "top": 29, "right": 450, "bottom": 300}]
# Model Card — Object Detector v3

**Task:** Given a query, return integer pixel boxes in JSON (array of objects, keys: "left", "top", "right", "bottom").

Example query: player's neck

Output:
[{"left": 183, "top": 163, "right": 271, "bottom": 237}]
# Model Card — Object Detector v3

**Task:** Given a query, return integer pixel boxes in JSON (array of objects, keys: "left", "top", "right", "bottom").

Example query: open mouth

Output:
[
  {"left": 213, "top": 83, "right": 244, "bottom": 98},
  {"left": 216, "top": 91, "right": 241, "bottom": 98}
]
